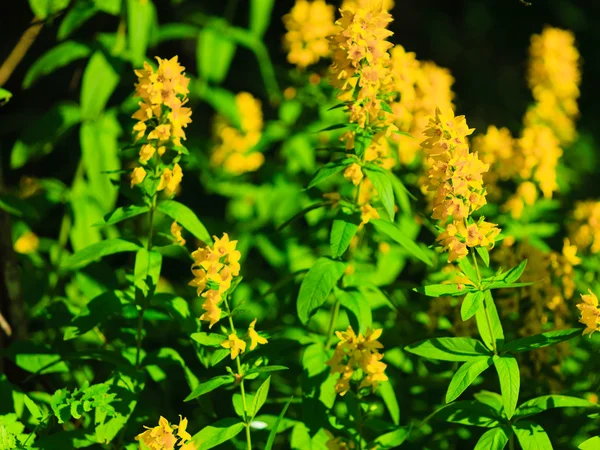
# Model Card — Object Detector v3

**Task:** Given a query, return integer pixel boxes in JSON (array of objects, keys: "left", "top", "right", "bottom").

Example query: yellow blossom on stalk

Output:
[
  {"left": 221, "top": 334, "right": 247, "bottom": 359},
  {"left": 189, "top": 233, "right": 241, "bottom": 329},
  {"left": 14, "top": 231, "right": 39, "bottom": 254},
  {"left": 247, "top": 319, "right": 268, "bottom": 350},
  {"left": 527, "top": 27, "right": 580, "bottom": 145},
  {"left": 503, "top": 181, "right": 538, "bottom": 219},
  {"left": 282, "top": 0, "right": 337, "bottom": 69},
  {"left": 135, "top": 415, "right": 194, "bottom": 449},
  {"left": 158, "top": 163, "right": 183, "bottom": 196},
  {"left": 326, "top": 326, "right": 387, "bottom": 396},
  {"left": 421, "top": 108, "right": 500, "bottom": 262},
  {"left": 329, "top": 0, "right": 395, "bottom": 132},
  {"left": 472, "top": 126, "right": 516, "bottom": 198},
  {"left": 576, "top": 290, "right": 600, "bottom": 337},
  {"left": 170, "top": 221, "right": 185, "bottom": 246},
  {"left": 211, "top": 92, "right": 265, "bottom": 175},
  {"left": 568, "top": 201, "right": 600, "bottom": 254},
  {"left": 343, "top": 163, "right": 363, "bottom": 186},
  {"left": 360, "top": 203, "right": 380, "bottom": 225}
]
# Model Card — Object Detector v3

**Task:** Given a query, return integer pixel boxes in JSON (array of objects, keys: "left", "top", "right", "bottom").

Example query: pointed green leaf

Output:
[
  {"left": 503, "top": 260, "right": 528, "bottom": 284},
  {"left": 405, "top": 337, "right": 490, "bottom": 361},
  {"left": 461, "top": 291, "right": 485, "bottom": 321},
  {"left": 432, "top": 401, "right": 501, "bottom": 428},
  {"left": 184, "top": 376, "right": 235, "bottom": 402},
  {"left": 415, "top": 283, "right": 475, "bottom": 297},
  {"left": 81, "top": 51, "right": 119, "bottom": 119},
  {"left": 194, "top": 418, "right": 245, "bottom": 450},
  {"left": 502, "top": 328, "right": 580, "bottom": 354},
  {"left": 493, "top": 355, "right": 520, "bottom": 419},
  {"left": 197, "top": 27, "right": 236, "bottom": 84},
  {"left": 127, "top": 0, "right": 156, "bottom": 66},
  {"left": 364, "top": 166, "right": 395, "bottom": 221},
  {"left": 446, "top": 356, "right": 493, "bottom": 403},
  {"left": 371, "top": 219, "right": 432, "bottom": 266},
  {"left": 515, "top": 395, "right": 599, "bottom": 419},
  {"left": 379, "top": 380, "right": 400, "bottom": 425},
  {"left": 330, "top": 218, "right": 359, "bottom": 258},
  {"left": 474, "top": 427, "right": 511, "bottom": 450},
  {"left": 61, "top": 238, "right": 142, "bottom": 271},
  {"left": 579, "top": 436, "right": 600, "bottom": 449},
  {"left": 513, "top": 420, "right": 552, "bottom": 450},
  {"left": 23, "top": 41, "right": 91, "bottom": 88},
  {"left": 249, "top": 0, "right": 274, "bottom": 37},
  {"left": 99, "top": 205, "right": 150, "bottom": 226},
  {"left": 251, "top": 376, "right": 271, "bottom": 418},
  {"left": 476, "top": 290, "right": 504, "bottom": 351},
  {"left": 264, "top": 397, "right": 293, "bottom": 450},
  {"left": 158, "top": 200, "right": 212, "bottom": 243},
  {"left": 307, "top": 158, "right": 354, "bottom": 189}
]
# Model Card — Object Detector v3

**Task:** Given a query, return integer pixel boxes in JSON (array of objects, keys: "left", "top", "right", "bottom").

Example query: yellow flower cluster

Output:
[
  {"left": 135, "top": 415, "right": 194, "bottom": 450},
  {"left": 526, "top": 27, "right": 580, "bottom": 145},
  {"left": 282, "top": 0, "right": 337, "bottom": 69},
  {"left": 569, "top": 201, "right": 600, "bottom": 254},
  {"left": 189, "top": 233, "right": 241, "bottom": 329},
  {"left": 130, "top": 56, "right": 192, "bottom": 194},
  {"left": 421, "top": 108, "right": 500, "bottom": 262},
  {"left": 326, "top": 326, "right": 388, "bottom": 396},
  {"left": 211, "top": 92, "right": 265, "bottom": 175},
  {"left": 472, "top": 126, "right": 516, "bottom": 200},
  {"left": 329, "top": 1, "right": 394, "bottom": 130},
  {"left": 577, "top": 290, "right": 600, "bottom": 337},
  {"left": 341, "top": 0, "right": 395, "bottom": 11},
  {"left": 14, "top": 231, "right": 39, "bottom": 254},
  {"left": 389, "top": 46, "right": 456, "bottom": 164},
  {"left": 221, "top": 319, "right": 268, "bottom": 360}
]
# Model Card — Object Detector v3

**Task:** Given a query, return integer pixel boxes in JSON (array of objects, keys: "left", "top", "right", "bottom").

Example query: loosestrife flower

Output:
[
  {"left": 326, "top": 326, "right": 388, "bottom": 396},
  {"left": 135, "top": 415, "right": 195, "bottom": 449},
  {"left": 130, "top": 56, "right": 192, "bottom": 194},
  {"left": 14, "top": 231, "right": 39, "bottom": 254},
  {"left": 421, "top": 108, "right": 500, "bottom": 262},
  {"left": 247, "top": 319, "right": 268, "bottom": 350},
  {"left": 577, "top": 290, "right": 600, "bottom": 337},
  {"left": 282, "top": 0, "right": 337, "bottom": 69},
  {"left": 472, "top": 125, "right": 516, "bottom": 200},
  {"left": 171, "top": 221, "right": 185, "bottom": 246},
  {"left": 189, "top": 233, "right": 241, "bottom": 329},
  {"left": 210, "top": 92, "right": 264, "bottom": 175},
  {"left": 568, "top": 201, "right": 600, "bottom": 254},
  {"left": 527, "top": 27, "right": 580, "bottom": 145},
  {"left": 341, "top": 0, "right": 394, "bottom": 12},
  {"left": 221, "top": 334, "right": 247, "bottom": 359}
]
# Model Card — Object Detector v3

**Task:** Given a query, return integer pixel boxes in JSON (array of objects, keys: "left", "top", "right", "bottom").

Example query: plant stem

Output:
[
  {"left": 224, "top": 297, "right": 252, "bottom": 450},
  {"left": 509, "top": 433, "right": 515, "bottom": 450},
  {"left": 355, "top": 390, "right": 364, "bottom": 450},
  {"left": 471, "top": 251, "right": 497, "bottom": 355},
  {"left": 325, "top": 298, "right": 341, "bottom": 348},
  {"left": 135, "top": 157, "right": 159, "bottom": 369}
]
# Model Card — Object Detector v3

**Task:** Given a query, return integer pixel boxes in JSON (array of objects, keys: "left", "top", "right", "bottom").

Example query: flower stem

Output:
[
  {"left": 224, "top": 297, "right": 252, "bottom": 450},
  {"left": 325, "top": 297, "right": 341, "bottom": 349},
  {"left": 471, "top": 251, "right": 497, "bottom": 355}
]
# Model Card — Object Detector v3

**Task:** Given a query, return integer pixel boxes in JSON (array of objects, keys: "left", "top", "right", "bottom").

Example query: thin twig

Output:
[{"left": 0, "top": 19, "right": 44, "bottom": 87}]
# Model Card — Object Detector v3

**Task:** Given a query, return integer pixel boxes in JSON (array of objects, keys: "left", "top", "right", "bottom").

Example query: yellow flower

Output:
[
  {"left": 131, "top": 167, "right": 147, "bottom": 187},
  {"left": 282, "top": 0, "right": 337, "bottom": 69},
  {"left": 133, "top": 121, "right": 147, "bottom": 141},
  {"left": 14, "top": 231, "right": 39, "bottom": 254},
  {"left": 158, "top": 163, "right": 183, "bottom": 196},
  {"left": 140, "top": 144, "right": 155, "bottom": 163},
  {"left": 171, "top": 221, "right": 185, "bottom": 246},
  {"left": 199, "top": 290, "right": 222, "bottom": 329},
  {"left": 148, "top": 124, "right": 172, "bottom": 141},
  {"left": 569, "top": 201, "right": 600, "bottom": 254},
  {"left": 135, "top": 416, "right": 177, "bottom": 450},
  {"left": 343, "top": 163, "right": 363, "bottom": 186},
  {"left": 248, "top": 319, "right": 268, "bottom": 350},
  {"left": 221, "top": 334, "right": 247, "bottom": 359},
  {"left": 576, "top": 290, "right": 600, "bottom": 336},
  {"left": 177, "top": 415, "right": 191, "bottom": 442},
  {"left": 360, "top": 203, "right": 380, "bottom": 225}
]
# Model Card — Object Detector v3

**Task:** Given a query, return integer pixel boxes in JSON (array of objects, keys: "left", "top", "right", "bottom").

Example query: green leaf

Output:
[
  {"left": 513, "top": 420, "right": 553, "bottom": 450},
  {"left": 405, "top": 337, "right": 490, "bottom": 361},
  {"left": 0, "top": 424, "right": 16, "bottom": 449},
  {"left": 461, "top": 291, "right": 485, "bottom": 321},
  {"left": 458, "top": 256, "right": 479, "bottom": 284},
  {"left": 134, "top": 248, "right": 162, "bottom": 299},
  {"left": 379, "top": 380, "right": 400, "bottom": 425},
  {"left": 307, "top": 159, "right": 354, "bottom": 189},
  {"left": 249, "top": 0, "right": 274, "bottom": 37},
  {"left": 501, "top": 328, "right": 580, "bottom": 354},
  {"left": 63, "top": 291, "right": 123, "bottom": 340},
  {"left": 245, "top": 365, "right": 289, "bottom": 379},
  {"left": 251, "top": 376, "right": 271, "bottom": 418},
  {"left": 0, "top": 194, "right": 40, "bottom": 218},
  {"left": 158, "top": 200, "right": 212, "bottom": 243},
  {"left": 191, "top": 332, "right": 227, "bottom": 347},
  {"left": 184, "top": 376, "right": 234, "bottom": 402},
  {"left": 415, "top": 283, "right": 475, "bottom": 297},
  {"left": 60, "top": 238, "right": 142, "bottom": 271},
  {"left": 432, "top": 401, "right": 501, "bottom": 428},
  {"left": 579, "top": 436, "right": 600, "bottom": 449},
  {"left": 29, "top": 0, "right": 69, "bottom": 19},
  {"left": 446, "top": 356, "right": 493, "bottom": 403},
  {"left": 127, "top": 0, "right": 156, "bottom": 66},
  {"left": 474, "top": 427, "right": 511, "bottom": 450},
  {"left": 493, "top": 355, "right": 519, "bottom": 419},
  {"left": 157, "top": 23, "right": 200, "bottom": 43},
  {"left": 197, "top": 27, "right": 236, "bottom": 84},
  {"left": 80, "top": 51, "right": 119, "bottom": 119},
  {"left": 23, "top": 395, "right": 42, "bottom": 419},
  {"left": 94, "top": 0, "right": 121, "bottom": 15},
  {"left": 23, "top": 41, "right": 92, "bottom": 89},
  {"left": 364, "top": 166, "right": 395, "bottom": 221},
  {"left": 58, "top": 2, "right": 98, "bottom": 40},
  {"left": 380, "top": 101, "right": 393, "bottom": 114},
  {"left": 9, "top": 342, "right": 68, "bottom": 374},
  {"left": 264, "top": 397, "right": 293, "bottom": 450},
  {"left": 297, "top": 257, "right": 347, "bottom": 324},
  {"left": 99, "top": 205, "right": 150, "bottom": 226},
  {"left": 330, "top": 218, "right": 359, "bottom": 258},
  {"left": 515, "top": 395, "right": 599, "bottom": 419},
  {"left": 476, "top": 290, "right": 504, "bottom": 351},
  {"left": 0, "top": 88, "right": 11, "bottom": 105},
  {"left": 476, "top": 247, "right": 490, "bottom": 267},
  {"left": 372, "top": 426, "right": 410, "bottom": 448},
  {"left": 318, "top": 123, "right": 347, "bottom": 132},
  {"left": 11, "top": 102, "right": 81, "bottom": 168},
  {"left": 194, "top": 418, "right": 245, "bottom": 450},
  {"left": 503, "top": 260, "right": 528, "bottom": 284},
  {"left": 337, "top": 288, "right": 372, "bottom": 335},
  {"left": 371, "top": 219, "right": 432, "bottom": 266}
]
